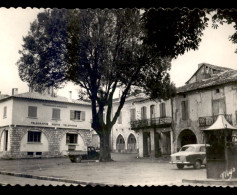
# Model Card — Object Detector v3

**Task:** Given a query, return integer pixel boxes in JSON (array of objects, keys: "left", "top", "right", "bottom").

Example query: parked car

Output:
[
  {"left": 170, "top": 144, "right": 209, "bottom": 169},
  {"left": 68, "top": 146, "right": 100, "bottom": 163}
]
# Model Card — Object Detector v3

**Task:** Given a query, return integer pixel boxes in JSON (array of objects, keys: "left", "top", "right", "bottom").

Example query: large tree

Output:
[{"left": 17, "top": 8, "right": 209, "bottom": 161}]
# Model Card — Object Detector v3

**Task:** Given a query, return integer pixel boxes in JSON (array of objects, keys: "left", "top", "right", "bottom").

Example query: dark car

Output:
[
  {"left": 68, "top": 146, "right": 100, "bottom": 163},
  {"left": 170, "top": 144, "right": 209, "bottom": 169}
]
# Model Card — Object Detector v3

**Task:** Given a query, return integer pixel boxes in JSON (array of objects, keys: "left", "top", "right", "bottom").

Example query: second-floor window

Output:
[
  {"left": 181, "top": 100, "right": 188, "bottom": 120},
  {"left": 28, "top": 106, "right": 37, "bottom": 118},
  {"left": 160, "top": 103, "right": 166, "bottom": 118},
  {"left": 130, "top": 108, "right": 136, "bottom": 122},
  {"left": 118, "top": 111, "right": 122, "bottom": 124},
  {"left": 141, "top": 106, "right": 147, "bottom": 120},
  {"left": 150, "top": 105, "right": 155, "bottom": 119},
  {"left": 70, "top": 110, "right": 85, "bottom": 121},
  {"left": 3, "top": 106, "right": 7, "bottom": 118},
  {"left": 52, "top": 108, "right": 60, "bottom": 120}
]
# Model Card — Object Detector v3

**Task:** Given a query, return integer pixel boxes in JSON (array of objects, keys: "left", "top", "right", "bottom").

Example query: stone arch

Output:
[
  {"left": 20, "top": 130, "right": 49, "bottom": 152},
  {"left": 177, "top": 129, "right": 197, "bottom": 151},
  {"left": 0, "top": 129, "right": 9, "bottom": 152},
  {"left": 127, "top": 133, "right": 137, "bottom": 152},
  {"left": 116, "top": 134, "right": 125, "bottom": 152}
]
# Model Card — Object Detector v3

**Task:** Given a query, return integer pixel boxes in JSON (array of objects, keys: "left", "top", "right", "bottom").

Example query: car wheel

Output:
[
  {"left": 193, "top": 160, "right": 202, "bottom": 169},
  {"left": 75, "top": 156, "right": 82, "bottom": 163},
  {"left": 177, "top": 164, "right": 184, "bottom": 169}
]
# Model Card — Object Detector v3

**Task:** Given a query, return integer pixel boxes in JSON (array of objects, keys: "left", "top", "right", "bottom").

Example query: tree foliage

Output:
[
  {"left": 212, "top": 9, "right": 237, "bottom": 53},
  {"left": 141, "top": 8, "right": 209, "bottom": 59},
  {"left": 17, "top": 8, "right": 211, "bottom": 161}
]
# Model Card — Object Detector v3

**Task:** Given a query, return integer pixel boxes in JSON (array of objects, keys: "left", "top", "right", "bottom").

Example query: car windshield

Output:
[{"left": 180, "top": 146, "right": 195, "bottom": 152}]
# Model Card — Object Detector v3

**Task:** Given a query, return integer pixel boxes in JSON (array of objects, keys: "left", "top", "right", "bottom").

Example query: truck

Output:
[{"left": 68, "top": 146, "right": 100, "bottom": 163}]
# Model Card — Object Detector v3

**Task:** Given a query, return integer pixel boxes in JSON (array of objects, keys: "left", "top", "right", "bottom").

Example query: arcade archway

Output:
[
  {"left": 177, "top": 129, "right": 197, "bottom": 151},
  {"left": 116, "top": 134, "right": 125, "bottom": 152},
  {"left": 127, "top": 134, "right": 137, "bottom": 152}
]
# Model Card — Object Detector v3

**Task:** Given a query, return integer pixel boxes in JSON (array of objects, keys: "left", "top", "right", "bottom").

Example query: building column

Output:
[
  {"left": 170, "top": 130, "right": 174, "bottom": 154},
  {"left": 138, "top": 129, "right": 144, "bottom": 157},
  {"left": 150, "top": 129, "right": 155, "bottom": 157}
]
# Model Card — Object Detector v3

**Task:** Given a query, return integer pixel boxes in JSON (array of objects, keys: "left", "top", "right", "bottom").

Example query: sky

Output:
[{"left": 0, "top": 8, "right": 237, "bottom": 99}]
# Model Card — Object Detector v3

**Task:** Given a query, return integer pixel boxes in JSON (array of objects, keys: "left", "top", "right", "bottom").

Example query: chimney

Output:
[
  {"left": 12, "top": 88, "right": 18, "bottom": 96},
  {"left": 69, "top": 91, "right": 72, "bottom": 101}
]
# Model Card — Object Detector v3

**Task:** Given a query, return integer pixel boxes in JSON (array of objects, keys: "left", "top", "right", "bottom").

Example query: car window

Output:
[
  {"left": 180, "top": 146, "right": 195, "bottom": 152},
  {"left": 200, "top": 146, "right": 206, "bottom": 152}
]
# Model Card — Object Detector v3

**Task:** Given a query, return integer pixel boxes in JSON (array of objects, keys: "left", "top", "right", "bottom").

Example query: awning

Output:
[{"left": 202, "top": 114, "right": 237, "bottom": 131}]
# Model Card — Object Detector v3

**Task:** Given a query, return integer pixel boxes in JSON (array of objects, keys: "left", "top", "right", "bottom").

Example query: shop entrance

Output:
[{"left": 143, "top": 132, "right": 151, "bottom": 157}]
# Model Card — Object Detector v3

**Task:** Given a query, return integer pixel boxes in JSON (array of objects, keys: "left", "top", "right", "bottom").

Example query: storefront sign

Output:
[{"left": 42, "top": 103, "right": 67, "bottom": 108}]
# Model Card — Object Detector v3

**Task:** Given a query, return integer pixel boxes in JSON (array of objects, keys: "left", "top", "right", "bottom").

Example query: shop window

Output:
[
  {"left": 70, "top": 110, "right": 85, "bottom": 121},
  {"left": 28, "top": 106, "right": 37, "bottom": 118},
  {"left": 66, "top": 133, "right": 78, "bottom": 144},
  {"left": 27, "top": 152, "right": 34, "bottom": 156},
  {"left": 28, "top": 131, "right": 41, "bottom": 142},
  {"left": 52, "top": 108, "right": 60, "bottom": 120}
]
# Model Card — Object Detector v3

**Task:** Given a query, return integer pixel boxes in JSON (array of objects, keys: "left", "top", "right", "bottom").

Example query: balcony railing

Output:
[
  {"left": 199, "top": 114, "right": 233, "bottom": 127},
  {"left": 130, "top": 117, "right": 172, "bottom": 130}
]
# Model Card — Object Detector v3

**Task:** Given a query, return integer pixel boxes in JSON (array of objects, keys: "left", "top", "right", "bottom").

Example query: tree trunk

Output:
[{"left": 99, "top": 127, "right": 113, "bottom": 162}]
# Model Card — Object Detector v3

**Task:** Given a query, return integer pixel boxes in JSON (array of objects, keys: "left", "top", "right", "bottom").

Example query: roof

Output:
[
  {"left": 177, "top": 69, "right": 237, "bottom": 94},
  {"left": 113, "top": 93, "right": 148, "bottom": 104},
  {"left": 0, "top": 92, "right": 91, "bottom": 105},
  {"left": 185, "top": 63, "right": 233, "bottom": 84},
  {"left": 203, "top": 114, "right": 237, "bottom": 131}
]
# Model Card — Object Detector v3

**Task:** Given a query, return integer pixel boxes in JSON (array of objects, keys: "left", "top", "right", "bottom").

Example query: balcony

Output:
[
  {"left": 199, "top": 114, "right": 233, "bottom": 127},
  {"left": 130, "top": 117, "right": 172, "bottom": 130}
]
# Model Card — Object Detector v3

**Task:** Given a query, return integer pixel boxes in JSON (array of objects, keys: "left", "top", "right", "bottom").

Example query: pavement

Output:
[{"left": 0, "top": 153, "right": 235, "bottom": 187}]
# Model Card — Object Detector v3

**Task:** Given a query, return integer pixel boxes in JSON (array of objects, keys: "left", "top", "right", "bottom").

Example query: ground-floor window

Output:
[
  {"left": 27, "top": 131, "right": 41, "bottom": 142},
  {"left": 66, "top": 133, "right": 78, "bottom": 144}
]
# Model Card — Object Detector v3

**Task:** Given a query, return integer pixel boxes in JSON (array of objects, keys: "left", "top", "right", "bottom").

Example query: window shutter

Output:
[
  {"left": 81, "top": 111, "right": 85, "bottom": 121},
  {"left": 53, "top": 109, "right": 60, "bottom": 119},
  {"left": 181, "top": 101, "right": 188, "bottom": 120},
  {"left": 162, "top": 103, "right": 166, "bottom": 117},
  {"left": 28, "top": 106, "right": 37, "bottom": 118},
  {"left": 70, "top": 110, "right": 75, "bottom": 120},
  {"left": 141, "top": 107, "right": 147, "bottom": 120},
  {"left": 118, "top": 112, "right": 122, "bottom": 124},
  {"left": 130, "top": 109, "right": 136, "bottom": 121}
]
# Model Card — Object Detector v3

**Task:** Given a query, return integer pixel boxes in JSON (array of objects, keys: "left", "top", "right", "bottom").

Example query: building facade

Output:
[
  {"left": 111, "top": 62, "right": 237, "bottom": 157},
  {"left": 0, "top": 89, "right": 94, "bottom": 159},
  {"left": 172, "top": 63, "right": 237, "bottom": 153},
  {"left": 111, "top": 93, "right": 173, "bottom": 158}
]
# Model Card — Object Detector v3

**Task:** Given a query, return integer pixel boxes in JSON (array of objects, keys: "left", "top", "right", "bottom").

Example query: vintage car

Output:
[
  {"left": 170, "top": 144, "right": 209, "bottom": 169},
  {"left": 68, "top": 146, "right": 100, "bottom": 163}
]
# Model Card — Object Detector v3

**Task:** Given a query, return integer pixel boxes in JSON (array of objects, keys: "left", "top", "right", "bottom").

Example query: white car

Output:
[{"left": 170, "top": 144, "right": 209, "bottom": 169}]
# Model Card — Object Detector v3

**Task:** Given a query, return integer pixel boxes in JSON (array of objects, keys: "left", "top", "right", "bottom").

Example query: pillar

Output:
[
  {"left": 150, "top": 129, "right": 155, "bottom": 157},
  {"left": 138, "top": 129, "right": 144, "bottom": 157},
  {"left": 170, "top": 130, "right": 174, "bottom": 154}
]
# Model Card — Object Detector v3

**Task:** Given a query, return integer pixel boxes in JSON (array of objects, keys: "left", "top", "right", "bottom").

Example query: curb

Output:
[
  {"left": 182, "top": 179, "right": 237, "bottom": 186},
  {"left": 0, "top": 171, "right": 117, "bottom": 186}
]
